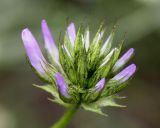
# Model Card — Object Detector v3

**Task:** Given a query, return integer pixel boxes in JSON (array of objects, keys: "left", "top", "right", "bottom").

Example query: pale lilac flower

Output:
[
  {"left": 112, "top": 48, "right": 134, "bottom": 73},
  {"left": 95, "top": 78, "right": 105, "bottom": 92},
  {"left": 112, "top": 64, "right": 136, "bottom": 84},
  {"left": 41, "top": 20, "right": 59, "bottom": 65},
  {"left": 21, "top": 28, "right": 47, "bottom": 77},
  {"left": 55, "top": 72, "right": 71, "bottom": 98},
  {"left": 66, "top": 22, "right": 76, "bottom": 47}
]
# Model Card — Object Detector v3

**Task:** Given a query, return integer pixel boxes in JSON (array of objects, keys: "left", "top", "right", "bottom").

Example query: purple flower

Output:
[
  {"left": 112, "top": 48, "right": 134, "bottom": 73},
  {"left": 66, "top": 22, "right": 76, "bottom": 47},
  {"left": 95, "top": 78, "right": 105, "bottom": 92},
  {"left": 41, "top": 20, "right": 59, "bottom": 64},
  {"left": 21, "top": 28, "right": 48, "bottom": 78},
  {"left": 112, "top": 64, "right": 136, "bottom": 84},
  {"left": 55, "top": 72, "right": 71, "bottom": 98}
]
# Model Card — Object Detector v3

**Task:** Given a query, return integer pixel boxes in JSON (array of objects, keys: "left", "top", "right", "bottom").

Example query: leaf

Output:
[
  {"left": 48, "top": 98, "right": 70, "bottom": 107},
  {"left": 100, "top": 30, "right": 115, "bottom": 56},
  {"left": 58, "top": 43, "right": 77, "bottom": 84},
  {"left": 88, "top": 51, "right": 114, "bottom": 88},
  {"left": 82, "top": 103, "right": 107, "bottom": 116},
  {"left": 33, "top": 84, "right": 71, "bottom": 107},
  {"left": 64, "top": 33, "right": 74, "bottom": 57},
  {"left": 74, "top": 26, "right": 84, "bottom": 54},
  {"left": 95, "top": 96, "right": 126, "bottom": 108},
  {"left": 33, "top": 84, "right": 59, "bottom": 98},
  {"left": 82, "top": 96, "right": 125, "bottom": 116},
  {"left": 111, "top": 41, "right": 123, "bottom": 66},
  {"left": 87, "top": 25, "right": 105, "bottom": 70},
  {"left": 73, "top": 26, "right": 87, "bottom": 87}
]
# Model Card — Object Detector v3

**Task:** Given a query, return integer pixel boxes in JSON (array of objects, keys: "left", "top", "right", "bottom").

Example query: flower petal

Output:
[
  {"left": 21, "top": 28, "right": 47, "bottom": 77},
  {"left": 55, "top": 72, "right": 71, "bottom": 98},
  {"left": 41, "top": 19, "right": 59, "bottom": 64},
  {"left": 112, "top": 64, "right": 136, "bottom": 83},
  {"left": 112, "top": 48, "right": 134, "bottom": 73},
  {"left": 95, "top": 78, "right": 105, "bottom": 92},
  {"left": 67, "top": 22, "right": 76, "bottom": 47}
]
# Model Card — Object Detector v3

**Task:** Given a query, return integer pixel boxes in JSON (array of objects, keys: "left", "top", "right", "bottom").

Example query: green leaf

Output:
[
  {"left": 87, "top": 25, "right": 104, "bottom": 70},
  {"left": 88, "top": 50, "right": 114, "bottom": 88},
  {"left": 82, "top": 88, "right": 100, "bottom": 103},
  {"left": 64, "top": 33, "right": 74, "bottom": 57},
  {"left": 100, "top": 30, "right": 115, "bottom": 56},
  {"left": 33, "top": 84, "right": 59, "bottom": 98},
  {"left": 82, "top": 96, "right": 125, "bottom": 116},
  {"left": 74, "top": 26, "right": 84, "bottom": 54},
  {"left": 82, "top": 103, "right": 107, "bottom": 116},
  {"left": 73, "top": 26, "right": 87, "bottom": 87},
  {"left": 33, "top": 84, "right": 72, "bottom": 107},
  {"left": 48, "top": 98, "right": 70, "bottom": 107},
  {"left": 58, "top": 43, "right": 77, "bottom": 84},
  {"left": 111, "top": 41, "right": 123, "bottom": 66},
  {"left": 94, "top": 96, "right": 126, "bottom": 108}
]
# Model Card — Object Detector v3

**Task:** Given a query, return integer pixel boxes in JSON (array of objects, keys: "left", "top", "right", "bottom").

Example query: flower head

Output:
[{"left": 22, "top": 20, "right": 136, "bottom": 115}]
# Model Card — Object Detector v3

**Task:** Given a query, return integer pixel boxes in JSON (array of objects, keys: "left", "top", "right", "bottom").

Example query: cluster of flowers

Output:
[{"left": 21, "top": 20, "right": 136, "bottom": 115}]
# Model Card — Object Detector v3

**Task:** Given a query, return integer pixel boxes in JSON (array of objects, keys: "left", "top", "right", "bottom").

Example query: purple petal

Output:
[
  {"left": 41, "top": 19, "right": 59, "bottom": 64},
  {"left": 112, "top": 64, "right": 136, "bottom": 83},
  {"left": 67, "top": 22, "right": 76, "bottom": 47},
  {"left": 95, "top": 78, "right": 105, "bottom": 92},
  {"left": 113, "top": 48, "right": 134, "bottom": 72},
  {"left": 55, "top": 72, "right": 71, "bottom": 98},
  {"left": 21, "top": 28, "right": 47, "bottom": 77}
]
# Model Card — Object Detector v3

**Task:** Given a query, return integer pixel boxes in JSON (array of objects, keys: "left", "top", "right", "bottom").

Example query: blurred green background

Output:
[{"left": 0, "top": 0, "right": 160, "bottom": 128}]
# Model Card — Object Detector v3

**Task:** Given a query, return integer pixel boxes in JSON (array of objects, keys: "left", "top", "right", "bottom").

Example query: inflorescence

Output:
[{"left": 21, "top": 20, "right": 136, "bottom": 115}]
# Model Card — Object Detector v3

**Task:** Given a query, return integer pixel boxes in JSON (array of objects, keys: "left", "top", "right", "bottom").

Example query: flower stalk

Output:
[{"left": 51, "top": 104, "right": 80, "bottom": 128}]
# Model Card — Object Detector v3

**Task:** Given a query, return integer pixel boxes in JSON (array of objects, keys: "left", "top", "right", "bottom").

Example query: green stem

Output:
[{"left": 51, "top": 104, "right": 80, "bottom": 128}]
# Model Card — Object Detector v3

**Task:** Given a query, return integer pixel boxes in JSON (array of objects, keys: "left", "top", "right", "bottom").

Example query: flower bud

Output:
[
  {"left": 66, "top": 22, "right": 76, "bottom": 47},
  {"left": 55, "top": 72, "right": 71, "bottom": 99},
  {"left": 101, "top": 64, "right": 136, "bottom": 97},
  {"left": 41, "top": 20, "right": 59, "bottom": 65},
  {"left": 21, "top": 28, "right": 48, "bottom": 79},
  {"left": 112, "top": 48, "right": 134, "bottom": 73},
  {"left": 95, "top": 78, "right": 106, "bottom": 92},
  {"left": 112, "top": 63, "right": 136, "bottom": 84}
]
